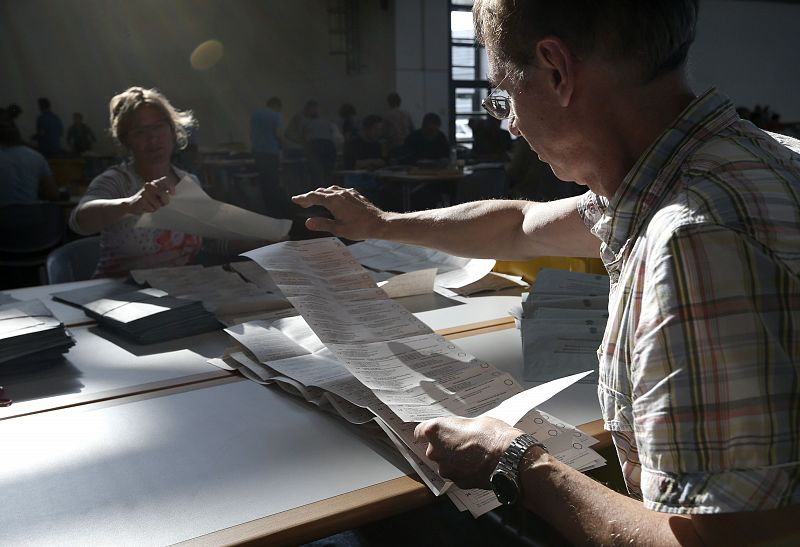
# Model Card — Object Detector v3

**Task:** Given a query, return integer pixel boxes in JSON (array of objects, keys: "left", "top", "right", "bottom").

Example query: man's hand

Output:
[
  {"left": 127, "top": 176, "right": 175, "bottom": 214},
  {"left": 292, "top": 186, "right": 387, "bottom": 241},
  {"left": 414, "top": 416, "right": 523, "bottom": 489}
]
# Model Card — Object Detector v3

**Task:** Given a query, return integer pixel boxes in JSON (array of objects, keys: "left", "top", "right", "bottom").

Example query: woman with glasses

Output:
[{"left": 70, "top": 87, "right": 256, "bottom": 277}]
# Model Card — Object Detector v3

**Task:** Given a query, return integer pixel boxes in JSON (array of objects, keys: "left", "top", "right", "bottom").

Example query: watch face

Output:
[{"left": 490, "top": 471, "right": 518, "bottom": 505}]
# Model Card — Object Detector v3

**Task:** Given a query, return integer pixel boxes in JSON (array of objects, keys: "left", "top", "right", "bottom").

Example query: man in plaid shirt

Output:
[{"left": 294, "top": 0, "right": 799, "bottom": 543}]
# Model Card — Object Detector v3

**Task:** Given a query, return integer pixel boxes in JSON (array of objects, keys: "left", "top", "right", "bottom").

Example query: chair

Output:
[
  {"left": 46, "top": 236, "right": 101, "bottom": 284},
  {"left": 0, "top": 202, "right": 66, "bottom": 287}
]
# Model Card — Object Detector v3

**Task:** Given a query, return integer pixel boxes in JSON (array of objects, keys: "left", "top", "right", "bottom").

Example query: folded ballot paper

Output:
[
  {"left": 348, "top": 239, "right": 528, "bottom": 296},
  {"left": 207, "top": 238, "right": 605, "bottom": 518},
  {"left": 134, "top": 175, "right": 292, "bottom": 241},
  {"left": 0, "top": 299, "right": 75, "bottom": 373},
  {"left": 516, "top": 269, "right": 610, "bottom": 384}
]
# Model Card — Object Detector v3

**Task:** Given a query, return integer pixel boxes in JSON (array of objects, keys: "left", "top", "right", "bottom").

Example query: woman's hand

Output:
[{"left": 126, "top": 176, "right": 176, "bottom": 214}]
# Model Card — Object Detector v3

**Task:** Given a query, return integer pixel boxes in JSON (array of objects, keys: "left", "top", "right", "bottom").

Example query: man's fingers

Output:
[{"left": 305, "top": 217, "right": 337, "bottom": 233}]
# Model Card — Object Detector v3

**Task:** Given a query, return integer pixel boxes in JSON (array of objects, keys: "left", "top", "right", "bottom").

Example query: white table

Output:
[
  {"left": 1, "top": 326, "right": 232, "bottom": 419},
  {"left": 1, "top": 279, "right": 608, "bottom": 545},
  {"left": 2, "top": 278, "right": 119, "bottom": 326},
  {"left": 0, "top": 378, "right": 410, "bottom": 546}
]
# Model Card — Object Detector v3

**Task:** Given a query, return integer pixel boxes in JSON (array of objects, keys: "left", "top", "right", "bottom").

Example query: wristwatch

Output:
[{"left": 490, "top": 433, "right": 546, "bottom": 505}]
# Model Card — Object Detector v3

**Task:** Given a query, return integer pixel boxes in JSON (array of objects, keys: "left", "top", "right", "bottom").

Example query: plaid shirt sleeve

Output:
[{"left": 632, "top": 221, "right": 800, "bottom": 514}]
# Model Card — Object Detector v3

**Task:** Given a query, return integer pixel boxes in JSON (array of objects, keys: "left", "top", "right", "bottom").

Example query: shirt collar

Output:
[{"left": 591, "top": 88, "right": 739, "bottom": 254}]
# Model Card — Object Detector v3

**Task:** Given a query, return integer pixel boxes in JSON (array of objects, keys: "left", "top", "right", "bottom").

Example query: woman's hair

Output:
[{"left": 109, "top": 86, "right": 197, "bottom": 150}]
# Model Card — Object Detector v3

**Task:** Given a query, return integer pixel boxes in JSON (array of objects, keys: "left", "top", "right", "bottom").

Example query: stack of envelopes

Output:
[
  {"left": 53, "top": 281, "right": 220, "bottom": 344},
  {"left": 82, "top": 288, "right": 220, "bottom": 344},
  {"left": 0, "top": 299, "right": 75, "bottom": 372}
]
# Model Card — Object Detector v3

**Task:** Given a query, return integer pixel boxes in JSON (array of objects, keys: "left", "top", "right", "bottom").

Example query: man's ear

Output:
[{"left": 535, "top": 38, "right": 575, "bottom": 107}]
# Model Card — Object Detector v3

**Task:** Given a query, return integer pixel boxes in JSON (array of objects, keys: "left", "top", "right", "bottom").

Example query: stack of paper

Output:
[
  {"left": 79, "top": 287, "right": 220, "bottom": 344},
  {"left": 207, "top": 238, "right": 605, "bottom": 518},
  {"left": 212, "top": 317, "right": 605, "bottom": 517},
  {"left": 130, "top": 264, "right": 291, "bottom": 319},
  {"left": 516, "top": 269, "right": 610, "bottom": 384},
  {"left": 348, "top": 239, "right": 528, "bottom": 296},
  {"left": 0, "top": 299, "right": 75, "bottom": 372}
]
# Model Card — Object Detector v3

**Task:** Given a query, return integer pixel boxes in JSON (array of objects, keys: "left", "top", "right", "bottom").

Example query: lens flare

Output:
[{"left": 190, "top": 39, "right": 224, "bottom": 71}]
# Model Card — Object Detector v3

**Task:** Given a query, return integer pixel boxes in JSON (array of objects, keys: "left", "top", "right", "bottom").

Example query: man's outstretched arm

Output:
[{"left": 292, "top": 186, "right": 599, "bottom": 260}]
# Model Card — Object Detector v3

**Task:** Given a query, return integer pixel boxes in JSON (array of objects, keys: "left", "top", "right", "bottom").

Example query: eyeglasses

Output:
[
  {"left": 481, "top": 75, "right": 512, "bottom": 120},
  {"left": 128, "top": 119, "right": 171, "bottom": 141}
]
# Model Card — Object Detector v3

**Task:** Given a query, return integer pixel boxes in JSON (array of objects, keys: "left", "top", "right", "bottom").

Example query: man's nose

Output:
[{"left": 508, "top": 115, "right": 521, "bottom": 137}]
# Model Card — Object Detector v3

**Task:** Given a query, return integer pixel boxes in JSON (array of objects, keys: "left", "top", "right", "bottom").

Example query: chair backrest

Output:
[
  {"left": 46, "top": 236, "right": 101, "bottom": 284},
  {"left": 0, "top": 202, "right": 65, "bottom": 254}
]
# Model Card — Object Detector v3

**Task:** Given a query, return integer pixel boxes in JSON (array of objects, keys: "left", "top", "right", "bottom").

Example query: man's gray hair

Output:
[{"left": 474, "top": 0, "right": 699, "bottom": 85}]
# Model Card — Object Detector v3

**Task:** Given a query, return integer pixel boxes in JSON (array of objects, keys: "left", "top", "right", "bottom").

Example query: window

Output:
[{"left": 448, "top": 2, "right": 489, "bottom": 148}]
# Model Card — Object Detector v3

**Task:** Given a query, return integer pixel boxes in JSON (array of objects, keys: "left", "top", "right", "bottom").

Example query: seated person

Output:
[
  {"left": 0, "top": 111, "right": 59, "bottom": 202},
  {"left": 470, "top": 116, "right": 512, "bottom": 161},
  {"left": 343, "top": 114, "right": 385, "bottom": 170},
  {"left": 70, "top": 86, "right": 273, "bottom": 278},
  {"left": 402, "top": 113, "right": 450, "bottom": 164}
]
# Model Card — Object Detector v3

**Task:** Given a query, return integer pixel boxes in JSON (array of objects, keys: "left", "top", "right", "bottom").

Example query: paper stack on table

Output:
[
  {"left": 80, "top": 287, "right": 221, "bottom": 344},
  {"left": 130, "top": 263, "right": 291, "bottom": 319},
  {"left": 207, "top": 238, "right": 605, "bottom": 517},
  {"left": 516, "top": 268, "right": 610, "bottom": 384},
  {"left": 0, "top": 299, "right": 75, "bottom": 373},
  {"left": 348, "top": 239, "right": 528, "bottom": 296}
]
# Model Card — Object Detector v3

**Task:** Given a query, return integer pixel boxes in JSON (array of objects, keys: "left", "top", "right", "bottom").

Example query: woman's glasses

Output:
[{"left": 481, "top": 75, "right": 512, "bottom": 120}]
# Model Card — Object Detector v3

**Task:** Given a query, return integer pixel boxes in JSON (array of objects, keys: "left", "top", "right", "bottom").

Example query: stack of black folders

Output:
[
  {"left": 0, "top": 297, "right": 76, "bottom": 373},
  {"left": 52, "top": 280, "right": 220, "bottom": 345}
]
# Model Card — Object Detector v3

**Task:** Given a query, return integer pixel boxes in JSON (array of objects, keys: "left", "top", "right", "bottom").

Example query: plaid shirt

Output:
[{"left": 578, "top": 89, "right": 800, "bottom": 514}]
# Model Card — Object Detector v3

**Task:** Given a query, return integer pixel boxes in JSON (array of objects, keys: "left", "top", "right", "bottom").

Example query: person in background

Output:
[
  {"left": 0, "top": 111, "right": 59, "bottom": 202},
  {"left": 403, "top": 113, "right": 450, "bottom": 164},
  {"left": 70, "top": 86, "right": 274, "bottom": 278},
  {"left": 293, "top": 0, "right": 799, "bottom": 543},
  {"left": 250, "top": 96, "right": 290, "bottom": 216},
  {"left": 470, "top": 116, "right": 512, "bottom": 162},
  {"left": 32, "top": 97, "right": 63, "bottom": 157},
  {"left": 338, "top": 103, "right": 359, "bottom": 142},
  {"left": 343, "top": 114, "right": 385, "bottom": 170},
  {"left": 382, "top": 92, "right": 414, "bottom": 158},
  {"left": 6, "top": 104, "right": 22, "bottom": 133},
  {"left": 66, "top": 112, "right": 96, "bottom": 156},
  {"left": 301, "top": 101, "right": 339, "bottom": 187}
]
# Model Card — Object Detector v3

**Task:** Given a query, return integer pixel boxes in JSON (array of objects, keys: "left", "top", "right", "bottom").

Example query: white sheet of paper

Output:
[
  {"left": 377, "top": 268, "right": 437, "bottom": 298},
  {"left": 481, "top": 370, "right": 594, "bottom": 426},
  {"left": 135, "top": 176, "right": 292, "bottom": 241}
]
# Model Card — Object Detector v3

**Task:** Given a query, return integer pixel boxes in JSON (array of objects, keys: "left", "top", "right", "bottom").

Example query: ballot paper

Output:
[
  {"left": 519, "top": 269, "right": 610, "bottom": 384},
  {"left": 377, "top": 268, "right": 437, "bottom": 298},
  {"left": 0, "top": 299, "right": 75, "bottom": 372},
  {"left": 225, "top": 239, "right": 607, "bottom": 518},
  {"left": 134, "top": 175, "right": 292, "bottom": 241},
  {"left": 347, "top": 239, "right": 527, "bottom": 295},
  {"left": 244, "top": 238, "right": 526, "bottom": 422},
  {"left": 130, "top": 264, "right": 291, "bottom": 316}
]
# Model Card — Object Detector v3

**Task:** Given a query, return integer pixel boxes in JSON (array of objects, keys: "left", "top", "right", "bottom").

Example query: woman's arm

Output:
[{"left": 73, "top": 177, "right": 173, "bottom": 234}]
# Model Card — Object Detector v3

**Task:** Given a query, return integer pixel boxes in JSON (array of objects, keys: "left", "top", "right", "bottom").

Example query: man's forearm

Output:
[
  {"left": 522, "top": 452, "right": 703, "bottom": 546},
  {"left": 378, "top": 195, "right": 598, "bottom": 260}
]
